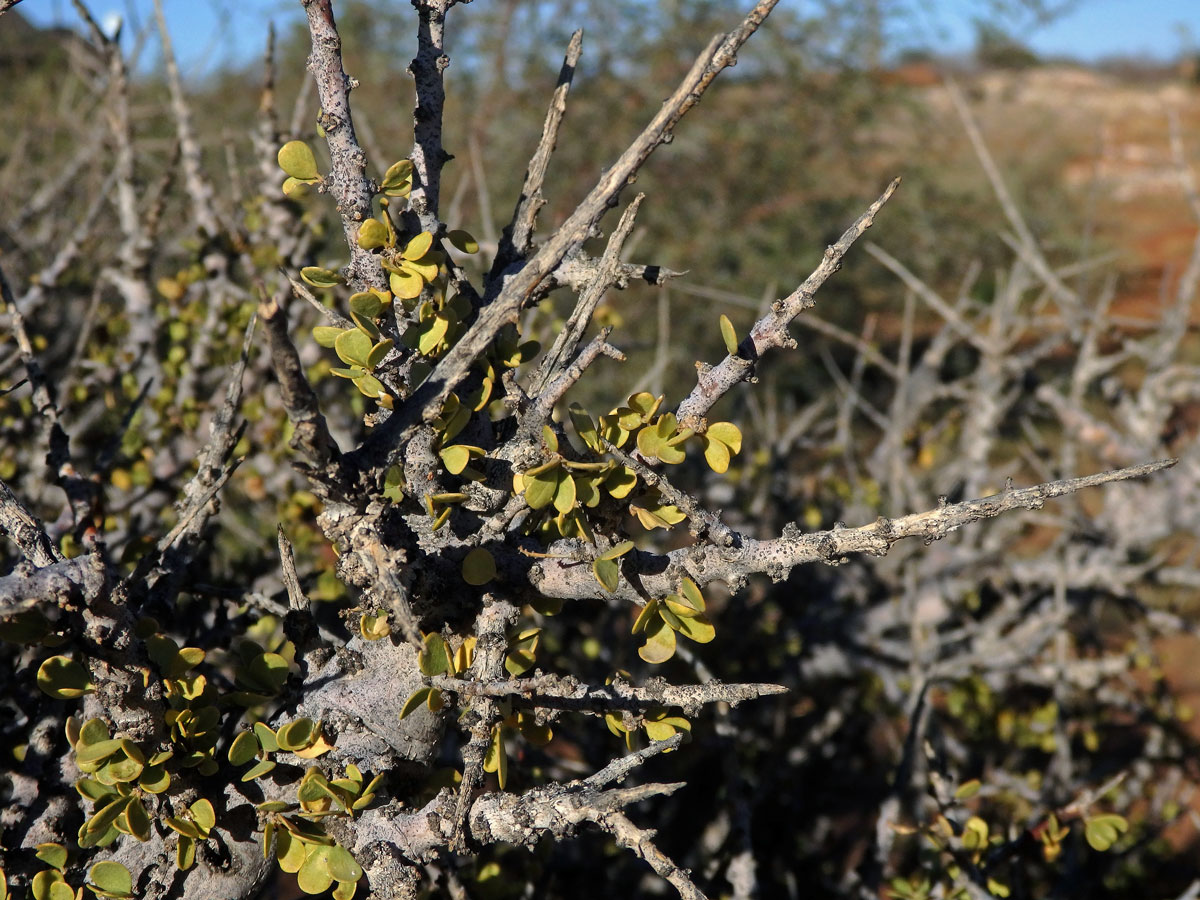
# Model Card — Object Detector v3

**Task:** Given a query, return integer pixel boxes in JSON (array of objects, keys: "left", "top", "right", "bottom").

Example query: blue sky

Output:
[{"left": 13, "top": 0, "right": 1199, "bottom": 77}]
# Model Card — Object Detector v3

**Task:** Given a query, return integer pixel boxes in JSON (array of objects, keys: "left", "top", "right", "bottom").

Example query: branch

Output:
[
  {"left": 258, "top": 284, "right": 342, "bottom": 472},
  {"left": 0, "top": 478, "right": 62, "bottom": 569},
  {"left": 676, "top": 176, "right": 900, "bottom": 427},
  {"left": 531, "top": 193, "right": 644, "bottom": 396},
  {"left": 430, "top": 673, "right": 787, "bottom": 716},
  {"left": 301, "top": 0, "right": 386, "bottom": 291},
  {"left": 0, "top": 553, "right": 106, "bottom": 617},
  {"left": 357, "top": 0, "right": 780, "bottom": 469},
  {"left": 599, "top": 810, "right": 707, "bottom": 900},
  {"left": 0, "top": 0, "right": 25, "bottom": 15},
  {"left": 493, "top": 28, "right": 583, "bottom": 271},
  {"left": 407, "top": 0, "right": 454, "bottom": 234},
  {"left": 529, "top": 459, "right": 1178, "bottom": 604}
]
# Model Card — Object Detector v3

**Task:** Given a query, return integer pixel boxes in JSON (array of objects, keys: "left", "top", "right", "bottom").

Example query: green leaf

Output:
[
  {"left": 418, "top": 634, "right": 452, "bottom": 676},
  {"left": 77, "top": 738, "right": 123, "bottom": 766},
  {"left": 483, "top": 724, "right": 507, "bottom": 789},
  {"left": 333, "top": 879, "right": 358, "bottom": 900},
  {"left": 227, "top": 732, "right": 259, "bottom": 766},
  {"left": 138, "top": 764, "right": 170, "bottom": 794},
  {"left": 366, "top": 339, "right": 393, "bottom": 369},
  {"left": 325, "top": 845, "right": 363, "bottom": 883},
  {"left": 639, "top": 616, "right": 677, "bottom": 664},
  {"left": 277, "top": 829, "right": 306, "bottom": 872},
  {"left": 32, "top": 871, "right": 74, "bottom": 900},
  {"left": 278, "top": 141, "right": 319, "bottom": 181},
  {"left": 505, "top": 628, "right": 540, "bottom": 677},
  {"left": 334, "top": 329, "right": 373, "bottom": 367},
  {"left": 177, "top": 835, "right": 196, "bottom": 871},
  {"left": 352, "top": 373, "right": 385, "bottom": 399},
  {"left": 349, "top": 291, "right": 384, "bottom": 319},
  {"left": 312, "top": 326, "right": 344, "bottom": 348},
  {"left": 524, "top": 469, "right": 559, "bottom": 510},
  {"left": 297, "top": 847, "right": 335, "bottom": 895},
  {"left": 552, "top": 469, "right": 577, "bottom": 513},
  {"left": 605, "top": 466, "right": 637, "bottom": 499},
  {"left": 462, "top": 548, "right": 496, "bottom": 586},
  {"left": 954, "top": 779, "right": 982, "bottom": 801},
  {"left": 719, "top": 314, "right": 738, "bottom": 354},
  {"left": 35, "top": 843, "right": 68, "bottom": 870},
  {"left": 300, "top": 266, "right": 344, "bottom": 289},
  {"left": 675, "top": 613, "right": 715, "bottom": 643},
  {"left": 706, "top": 421, "right": 743, "bottom": 454},
  {"left": 631, "top": 598, "right": 660, "bottom": 635},
  {"left": 122, "top": 797, "right": 152, "bottom": 841},
  {"left": 242, "top": 652, "right": 290, "bottom": 694},
  {"left": 86, "top": 796, "right": 131, "bottom": 834},
  {"left": 439, "top": 445, "right": 474, "bottom": 475},
  {"left": 37, "top": 655, "right": 94, "bottom": 699},
  {"left": 679, "top": 577, "right": 705, "bottom": 612},
  {"left": 446, "top": 229, "right": 479, "bottom": 253},
  {"left": 253, "top": 722, "right": 279, "bottom": 752},
  {"left": 241, "top": 759, "right": 277, "bottom": 782},
  {"left": 593, "top": 557, "right": 620, "bottom": 593},
  {"left": 356, "top": 218, "right": 389, "bottom": 250},
  {"left": 277, "top": 718, "right": 318, "bottom": 752}
]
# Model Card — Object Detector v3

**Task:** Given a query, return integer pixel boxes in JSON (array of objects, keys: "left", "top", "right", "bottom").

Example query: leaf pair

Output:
[
  {"left": 279, "top": 140, "right": 321, "bottom": 198},
  {"left": 631, "top": 578, "right": 715, "bottom": 663}
]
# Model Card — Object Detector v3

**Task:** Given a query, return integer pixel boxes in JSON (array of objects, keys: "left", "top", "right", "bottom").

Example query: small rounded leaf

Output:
[
  {"left": 228, "top": 730, "right": 259, "bottom": 766},
  {"left": 325, "top": 845, "right": 363, "bottom": 883},
  {"left": 35, "top": 843, "right": 68, "bottom": 869},
  {"left": 297, "top": 849, "right": 335, "bottom": 895},
  {"left": 312, "top": 326, "right": 344, "bottom": 348},
  {"left": 706, "top": 421, "right": 743, "bottom": 454},
  {"left": 446, "top": 230, "right": 479, "bottom": 253},
  {"left": 380, "top": 159, "right": 413, "bottom": 195},
  {"left": 277, "top": 141, "right": 318, "bottom": 181},
  {"left": 462, "top": 548, "right": 496, "bottom": 586},
  {"left": 593, "top": 557, "right": 620, "bottom": 593},
  {"left": 357, "top": 218, "right": 389, "bottom": 250},
  {"left": 638, "top": 616, "right": 677, "bottom": 664},
  {"left": 37, "top": 656, "right": 94, "bottom": 699},
  {"left": 402, "top": 231, "right": 434, "bottom": 260}
]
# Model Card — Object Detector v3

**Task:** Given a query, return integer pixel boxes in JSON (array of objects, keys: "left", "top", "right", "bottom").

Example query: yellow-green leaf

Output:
[
  {"left": 593, "top": 557, "right": 620, "bottom": 593},
  {"left": 300, "top": 266, "right": 343, "bottom": 289},
  {"left": 402, "top": 231, "right": 434, "bottom": 260},
  {"left": 37, "top": 656, "right": 94, "bottom": 699},
  {"left": 462, "top": 548, "right": 496, "bottom": 586},
  {"left": 312, "top": 326, "right": 344, "bottom": 348},
  {"left": 447, "top": 229, "right": 478, "bottom": 253},
  {"left": 702, "top": 436, "right": 731, "bottom": 473},
  {"left": 278, "top": 141, "right": 318, "bottom": 181},
  {"left": 334, "top": 329, "right": 372, "bottom": 367},
  {"left": 719, "top": 314, "right": 738, "bottom": 354},
  {"left": 638, "top": 616, "right": 677, "bottom": 664},
  {"left": 674, "top": 613, "right": 715, "bottom": 644},
  {"left": 357, "top": 218, "right": 389, "bottom": 250},
  {"left": 706, "top": 421, "right": 742, "bottom": 454},
  {"left": 380, "top": 159, "right": 413, "bottom": 195},
  {"left": 419, "top": 634, "right": 451, "bottom": 676}
]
